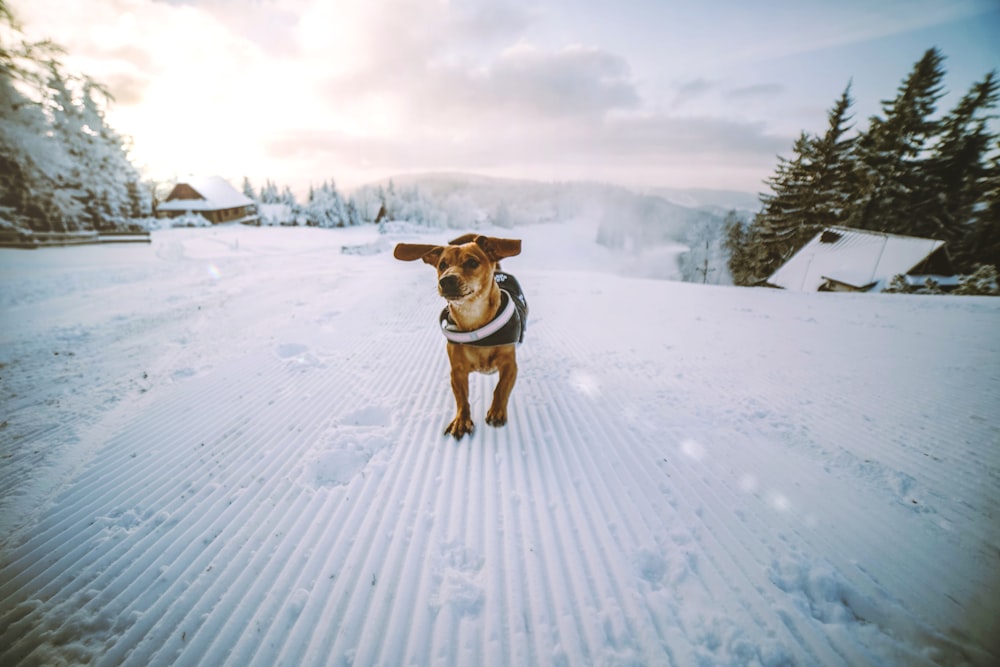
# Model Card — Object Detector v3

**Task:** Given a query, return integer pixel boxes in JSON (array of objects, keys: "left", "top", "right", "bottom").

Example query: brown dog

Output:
[{"left": 394, "top": 234, "right": 526, "bottom": 439}]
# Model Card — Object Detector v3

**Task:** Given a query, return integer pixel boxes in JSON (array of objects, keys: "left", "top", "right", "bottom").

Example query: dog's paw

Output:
[
  {"left": 485, "top": 408, "right": 508, "bottom": 428},
  {"left": 445, "top": 417, "right": 475, "bottom": 440}
]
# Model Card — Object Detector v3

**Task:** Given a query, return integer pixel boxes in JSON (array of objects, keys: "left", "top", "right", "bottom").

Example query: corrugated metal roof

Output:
[
  {"left": 768, "top": 226, "right": 945, "bottom": 291},
  {"left": 158, "top": 176, "right": 254, "bottom": 212}
]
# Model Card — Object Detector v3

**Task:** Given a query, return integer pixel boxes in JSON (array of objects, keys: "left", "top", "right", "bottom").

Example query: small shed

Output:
[
  {"left": 156, "top": 176, "right": 259, "bottom": 225},
  {"left": 768, "top": 226, "right": 953, "bottom": 292}
]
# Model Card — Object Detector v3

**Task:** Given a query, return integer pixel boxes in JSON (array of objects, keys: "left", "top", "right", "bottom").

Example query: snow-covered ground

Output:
[{"left": 1, "top": 223, "right": 998, "bottom": 666}]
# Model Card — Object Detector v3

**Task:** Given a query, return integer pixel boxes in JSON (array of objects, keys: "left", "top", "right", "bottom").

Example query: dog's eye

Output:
[
  {"left": 438, "top": 261, "right": 448, "bottom": 270},
  {"left": 464, "top": 259, "right": 479, "bottom": 270}
]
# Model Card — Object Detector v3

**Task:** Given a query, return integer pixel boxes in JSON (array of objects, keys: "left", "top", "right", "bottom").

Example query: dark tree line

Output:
[
  {"left": 0, "top": 1, "right": 151, "bottom": 233},
  {"left": 727, "top": 48, "right": 999, "bottom": 285}
]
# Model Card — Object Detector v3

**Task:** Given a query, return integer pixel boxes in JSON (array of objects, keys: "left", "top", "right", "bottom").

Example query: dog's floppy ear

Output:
[
  {"left": 475, "top": 235, "right": 521, "bottom": 261},
  {"left": 393, "top": 243, "right": 443, "bottom": 266}
]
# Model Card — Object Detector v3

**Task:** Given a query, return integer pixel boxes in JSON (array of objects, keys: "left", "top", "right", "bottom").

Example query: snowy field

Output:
[{"left": 0, "top": 222, "right": 998, "bottom": 666}]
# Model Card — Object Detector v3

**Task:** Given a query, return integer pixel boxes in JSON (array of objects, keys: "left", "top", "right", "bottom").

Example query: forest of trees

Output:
[
  {"left": 726, "top": 48, "right": 999, "bottom": 285},
  {"left": 241, "top": 176, "right": 436, "bottom": 229},
  {"left": 0, "top": 1, "right": 151, "bottom": 234}
]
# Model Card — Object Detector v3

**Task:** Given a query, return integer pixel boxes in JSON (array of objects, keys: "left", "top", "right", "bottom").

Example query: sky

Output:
[{"left": 10, "top": 0, "right": 1000, "bottom": 196}]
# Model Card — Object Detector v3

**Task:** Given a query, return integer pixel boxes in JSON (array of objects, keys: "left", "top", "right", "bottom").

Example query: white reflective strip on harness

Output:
[{"left": 441, "top": 290, "right": 517, "bottom": 344}]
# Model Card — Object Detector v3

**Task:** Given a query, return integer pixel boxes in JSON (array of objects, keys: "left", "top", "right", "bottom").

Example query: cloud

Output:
[
  {"left": 485, "top": 44, "right": 640, "bottom": 117},
  {"left": 266, "top": 109, "right": 788, "bottom": 175},
  {"left": 8, "top": 0, "right": 814, "bottom": 191},
  {"left": 672, "top": 78, "right": 715, "bottom": 108},
  {"left": 377, "top": 43, "right": 641, "bottom": 127},
  {"left": 150, "top": 0, "right": 306, "bottom": 54},
  {"left": 298, "top": 0, "right": 530, "bottom": 81},
  {"left": 449, "top": 1, "right": 536, "bottom": 46},
  {"left": 598, "top": 115, "right": 788, "bottom": 158},
  {"left": 101, "top": 71, "right": 150, "bottom": 106},
  {"left": 727, "top": 83, "right": 785, "bottom": 99},
  {"left": 306, "top": 3, "right": 645, "bottom": 148}
]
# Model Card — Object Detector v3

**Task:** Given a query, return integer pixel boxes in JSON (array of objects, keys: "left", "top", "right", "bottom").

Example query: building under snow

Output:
[
  {"left": 156, "top": 176, "right": 259, "bottom": 225},
  {"left": 768, "top": 226, "right": 954, "bottom": 292}
]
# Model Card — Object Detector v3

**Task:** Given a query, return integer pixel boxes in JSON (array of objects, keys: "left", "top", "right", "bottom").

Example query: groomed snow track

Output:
[{"left": 1, "top": 227, "right": 998, "bottom": 666}]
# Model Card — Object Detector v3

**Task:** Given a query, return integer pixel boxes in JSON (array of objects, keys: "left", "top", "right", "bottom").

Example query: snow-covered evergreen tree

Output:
[
  {"left": 808, "top": 84, "right": 857, "bottom": 229},
  {"left": 345, "top": 197, "right": 362, "bottom": 226},
  {"left": 723, "top": 211, "right": 753, "bottom": 285},
  {"left": 954, "top": 264, "right": 999, "bottom": 295},
  {"left": 259, "top": 179, "right": 280, "bottom": 204},
  {"left": 242, "top": 176, "right": 257, "bottom": 201},
  {"left": 742, "top": 85, "right": 857, "bottom": 284},
  {"left": 734, "top": 49, "right": 998, "bottom": 286},
  {"left": 0, "top": 1, "right": 149, "bottom": 232},
  {"left": 966, "top": 143, "right": 1000, "bottom": 271},
  {"left": 305, "top": 180, "right": 347, "bottom": 227},
  {"left": 742, "top": 132, "right": 816, "bottom": 282},
  {"left": 847, "top": 48, "right": 947, "bottom": 235},
  {"left": 922, "top": 72, "right": 999, "bottom": 269}
]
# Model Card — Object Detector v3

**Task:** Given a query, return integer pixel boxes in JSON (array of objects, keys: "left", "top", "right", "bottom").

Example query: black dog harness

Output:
[{"left": 439, "top": 272, "right": 528, "bottom": 346}]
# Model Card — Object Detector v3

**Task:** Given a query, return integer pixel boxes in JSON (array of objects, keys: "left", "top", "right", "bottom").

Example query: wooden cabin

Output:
[{"left": 156, "top": 176, "right": 259, "bottom": 225}]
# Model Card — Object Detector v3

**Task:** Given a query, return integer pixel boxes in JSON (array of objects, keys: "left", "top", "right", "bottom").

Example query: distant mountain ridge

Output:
[
  {"left": 354, "top": 171, "right": 748, "bottom": 285},
  {"left": 359, "top": 171, "right": 760, "bottom": 216}
]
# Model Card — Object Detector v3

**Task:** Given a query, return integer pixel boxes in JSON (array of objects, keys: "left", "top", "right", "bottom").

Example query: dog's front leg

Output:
[
  {"left": 446, "top": 362, "right": 474, "bottom": 440},
  {"left": 486, "top": 347, "right": 517, "bottom": 428}
]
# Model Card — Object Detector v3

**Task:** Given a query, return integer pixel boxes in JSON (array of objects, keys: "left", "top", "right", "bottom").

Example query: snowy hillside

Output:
[
  {"left": 355, "top": 174, "right": 740, "bottom": 284},
  {"left": 1, "top": 223, "right": 998, "bottom": 666}
]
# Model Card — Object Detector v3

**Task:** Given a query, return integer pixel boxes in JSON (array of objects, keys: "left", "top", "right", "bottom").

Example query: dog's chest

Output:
[
  {"left": 467, "top": 350, "right": 502, "bottom": 375},
  {"left": 476, "top": 366, "right": 499, "bottom": 376},
  {"left": 449, "top": 343, "right": 505, "bottom": 375}
]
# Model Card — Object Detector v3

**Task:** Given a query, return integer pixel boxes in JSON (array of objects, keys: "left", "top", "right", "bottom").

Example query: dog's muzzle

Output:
[{"left": 439, "top": 275, "right": 464, "bottom": 299}]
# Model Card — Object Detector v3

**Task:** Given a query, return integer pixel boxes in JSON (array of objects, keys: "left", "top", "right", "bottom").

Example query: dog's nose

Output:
[{"left": 439, "top": 275, "right": 461, "bottom": 295}]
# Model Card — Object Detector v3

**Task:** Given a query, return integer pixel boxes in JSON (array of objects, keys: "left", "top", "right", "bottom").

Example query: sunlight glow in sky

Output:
[{"left": 12, "top": 0, "right": 1000, "bottom": 194}]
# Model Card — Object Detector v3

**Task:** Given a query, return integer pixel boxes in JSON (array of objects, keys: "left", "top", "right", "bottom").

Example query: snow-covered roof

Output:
[
  {"left": 768, "top": 226, "right": 946, "bottom": 291},
  {"left": 158, "top": 176, "right": 253, "bottom": 212}
]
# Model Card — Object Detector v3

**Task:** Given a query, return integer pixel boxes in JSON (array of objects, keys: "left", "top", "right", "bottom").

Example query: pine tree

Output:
[
  {"left": 125, "top": 180, "right": 144, "bottom": 218},
  {"left": 79, "top": 79, "right": 144, "bottom": 224},
  {"left": 809, "top": 83, "right": 857, "bottom": 229},
  {"left": 966, "top": 143, "right": 1000, "bottom": 270},
  {"left": 305, "top": 179, "right": 347, "bottom": 227},
  {"left": 923, "top": 72, "right": 999, "bottom": 269},
  {"left": 1, "top": 1, "right": 144, "bottom": 232},
  {"left": 736, "top": 48, "right": 999, "bottom": 288},
  {"left": 260, "top": 179, "right": 280, "bottom": 203},
  {"left": 739, "top": 85, "right": 857, "bottom": 284},
  {"left": 723, "top": 210, "right": 753, "bottom": 285},
  {"left": 242, "top": 176, "right": 257, "bottom": 201},
  {"left": 0, "top": 0, "right": 62, "bottom": 86},
  {"left": 749, "top": 132, "right": 817, "bottom": 281},
  {"left": 346, "top": 198, "right": 360, "bottom": 227},
  {"left": 848, "top": 48, "right": 947, "bottom": 234}
]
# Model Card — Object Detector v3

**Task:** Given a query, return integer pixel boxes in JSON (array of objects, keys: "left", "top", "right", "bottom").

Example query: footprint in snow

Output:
[
  {"left": 635, "top": 548, "right": 668, "bottom": 586},
  {"left": 312, "top": 446, "right": 372, "bottom": 487},
  {"left": 432, "top": 542, "right": 485, "bottom": 619},
  {"left": 275, "top": 343, "right": 323, "bottom": 370},
  {"left": 170, "top": 367, "right": 197, "bottom": 382}
]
